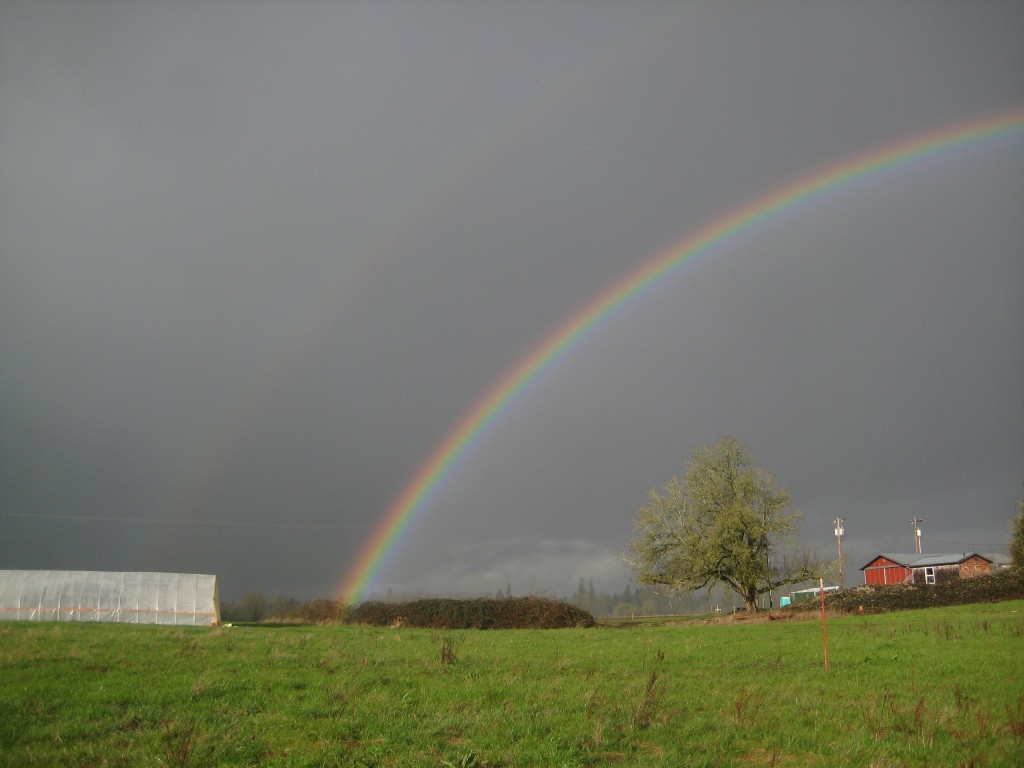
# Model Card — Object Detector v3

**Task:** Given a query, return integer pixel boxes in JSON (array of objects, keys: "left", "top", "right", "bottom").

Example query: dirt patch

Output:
[
  {"left": 682, "top": 609, "right": 817, "bottom": 627},
  {"left": 737, "top": 746, "right": 797, "bottom": 766}
]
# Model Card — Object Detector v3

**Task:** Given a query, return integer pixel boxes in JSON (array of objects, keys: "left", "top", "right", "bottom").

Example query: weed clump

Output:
[
  {"left": 346, "top": 596, "right": 596, "bottom": 629},
  {"left": 433, "top": 629, "right": 463, "bottom": 666},
  {"left": 632, "top": 649, "right": 666, "bottom": 730}
]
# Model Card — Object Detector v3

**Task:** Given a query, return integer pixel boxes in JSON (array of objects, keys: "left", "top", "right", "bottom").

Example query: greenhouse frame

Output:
[{"left": 0, "top": 570, "right": 220, "bottom": 626}]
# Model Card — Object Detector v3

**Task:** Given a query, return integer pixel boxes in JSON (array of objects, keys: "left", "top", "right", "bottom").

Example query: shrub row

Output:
[
  {"left": 796, "top": 567, "right": 1024, "bottom": 614},
  {"left": 345, "top": 596, "right": 597, "bottom": 629},
  {"left": 292, "top": 598, "right": 347, "bottom": 625}
]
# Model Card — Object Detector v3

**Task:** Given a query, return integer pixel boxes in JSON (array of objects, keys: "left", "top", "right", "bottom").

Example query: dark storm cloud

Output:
[{"left": 2, "top": 2, "right": 1022, "bottom": 600}]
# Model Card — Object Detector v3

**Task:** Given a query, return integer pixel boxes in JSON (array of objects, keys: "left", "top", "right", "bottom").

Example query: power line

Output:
[
  {"left": 0, "top": 511, "right": 375, "bottom": 529},
  {"left": 922, "top": 537, "right": 1006, "bottom": 552},
  {"left": 1, "top": 511, "right": 632, "bottom": 534}
]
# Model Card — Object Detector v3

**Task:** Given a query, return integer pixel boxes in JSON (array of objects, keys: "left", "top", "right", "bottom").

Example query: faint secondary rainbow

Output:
[{"left": 338, "top": 107, "right": 1024, "bottom": 604}]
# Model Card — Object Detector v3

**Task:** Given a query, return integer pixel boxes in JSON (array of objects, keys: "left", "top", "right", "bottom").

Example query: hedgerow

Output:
[
  {"left": 345, "top": 596, "right": 597, "bottom": 629},
  {"left": 795, "top": 567, "right": 1024, "bottom": 614},
  {"left": 293, "top": 598, "right": 346, "bottom": 625}
]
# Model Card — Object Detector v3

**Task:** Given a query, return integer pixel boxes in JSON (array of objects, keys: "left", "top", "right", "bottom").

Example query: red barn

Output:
[
  {"left": 861, "top": 554, "right": 916, "bottom": 585},
  {"left": 861, "top": 553, "right": 995, "bottom": 586}
]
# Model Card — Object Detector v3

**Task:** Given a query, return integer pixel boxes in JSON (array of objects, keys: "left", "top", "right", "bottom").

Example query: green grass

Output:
[{"left": 2, "top": 602, "right": 1023, "bottom": 767}]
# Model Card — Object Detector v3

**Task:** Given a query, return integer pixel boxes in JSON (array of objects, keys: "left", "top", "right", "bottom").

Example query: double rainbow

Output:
[{"left": 338, "top": 108, "right": 1024, "bottom": 604}]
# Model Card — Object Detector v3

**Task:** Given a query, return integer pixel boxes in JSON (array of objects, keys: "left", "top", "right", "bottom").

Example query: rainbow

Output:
[{"left": 338, "top": 108, "right": 1024, "bottom": 604}]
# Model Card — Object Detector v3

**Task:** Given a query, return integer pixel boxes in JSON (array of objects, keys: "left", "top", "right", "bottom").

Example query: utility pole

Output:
[
  {"left": 911, "top": 516, "right": 923, "bottom": 554},
  {"left": 833, "top": 517, "right": 845, "bottom": 590},
  {"left": 762, "top": 507, "right": 772, "bottom": 611}
]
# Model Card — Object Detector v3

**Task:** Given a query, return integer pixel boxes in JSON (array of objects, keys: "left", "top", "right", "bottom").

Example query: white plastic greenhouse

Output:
[{"left": 0, "top": 570, "right": 220, "bottom": 626}]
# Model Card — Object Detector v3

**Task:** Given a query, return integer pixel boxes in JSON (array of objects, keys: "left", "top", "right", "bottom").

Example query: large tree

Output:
[
  {"left": 1011, "top": 495, "right": 1024, "bottom": 568},
  {"left": 623, "top": 436, "right": 823, "bottom": 612}
]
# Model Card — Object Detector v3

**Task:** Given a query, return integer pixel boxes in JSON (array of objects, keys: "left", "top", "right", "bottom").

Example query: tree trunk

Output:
[{"left": 743, "top": 590, "right": 758, "bottom": 613}]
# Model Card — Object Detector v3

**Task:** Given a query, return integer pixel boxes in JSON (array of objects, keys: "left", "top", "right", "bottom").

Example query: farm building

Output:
[
  {"left": 860, "top": 553, "right": 994, "bottom": 586},
  {"left": 983, "top": 553, "right": 1013, "bottom": 570},
  {"left": 779, "top": 585, "right": 839, "bottom": 607},
  {"left": 0, "top": 570, "right": 220, "bottom": 626}
]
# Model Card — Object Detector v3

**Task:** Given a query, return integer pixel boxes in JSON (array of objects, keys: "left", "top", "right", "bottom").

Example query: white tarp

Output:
[{"left": 0, "top": 570, "right": 220, "bottom": 626}]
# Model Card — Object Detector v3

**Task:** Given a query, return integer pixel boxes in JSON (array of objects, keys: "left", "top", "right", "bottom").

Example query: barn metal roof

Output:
[
  {"left": 860, "top": 554, "right": 919, "bottom": 569},
  {"left": 909, "top": 553, "right": 990, "bottom": 568}
]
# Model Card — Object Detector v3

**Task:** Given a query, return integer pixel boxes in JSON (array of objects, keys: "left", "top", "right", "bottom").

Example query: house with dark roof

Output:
[{"left": 860, "top": 553, "right": 994, "bottom": 586}]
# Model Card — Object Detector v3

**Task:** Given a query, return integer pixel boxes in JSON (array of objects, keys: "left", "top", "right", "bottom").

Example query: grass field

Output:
[{"left": 2, "top": 601, "right": 1022, "bottom": 767}]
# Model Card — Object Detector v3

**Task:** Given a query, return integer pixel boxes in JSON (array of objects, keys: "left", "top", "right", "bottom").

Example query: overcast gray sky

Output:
[{"left": 2, "top": 2, "right": 1022, "bottom": 602}]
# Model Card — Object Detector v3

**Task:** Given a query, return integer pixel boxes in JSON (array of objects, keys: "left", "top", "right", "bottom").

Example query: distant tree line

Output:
[
  {"left": 568, "top": 578, "right": 710, "bottom": 617},
  {"left": 220, "top": 593, "right": 301, "bottom": 623}
]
